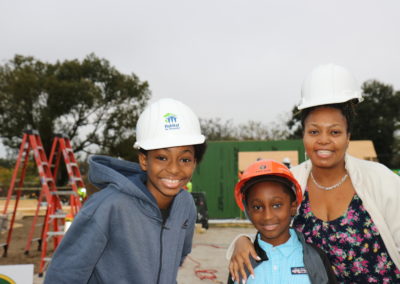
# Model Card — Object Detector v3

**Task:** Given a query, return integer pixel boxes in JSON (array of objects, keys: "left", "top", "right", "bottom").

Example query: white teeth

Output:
[
  {"left": 161, "top": 178, "right": 182, "bottom": 188},
  {"left": 162, "top": 179, "right": 179, "bottom": 184},
  {"left": 317, "top": 150, "right": 333, "bottom": 158}
]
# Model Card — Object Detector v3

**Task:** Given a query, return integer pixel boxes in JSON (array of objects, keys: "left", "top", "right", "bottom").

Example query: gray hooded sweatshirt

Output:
[{"left": 44, "top": 155, "right": 196, "bottom": 284}]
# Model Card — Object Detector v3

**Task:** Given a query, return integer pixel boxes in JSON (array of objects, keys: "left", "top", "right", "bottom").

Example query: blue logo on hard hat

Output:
[{"left": 163, "top": 113, "right": 180, "bottom": 130}]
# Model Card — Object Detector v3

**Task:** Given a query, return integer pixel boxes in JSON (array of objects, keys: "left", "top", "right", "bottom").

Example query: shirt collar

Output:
[{"left": 257, "top": 228, "right": 299, "bottom": 257}]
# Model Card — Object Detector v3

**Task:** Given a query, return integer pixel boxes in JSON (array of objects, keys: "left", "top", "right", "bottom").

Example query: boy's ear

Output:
[{"left": 138, "top": 152, "right": 148, "bottom": 171}]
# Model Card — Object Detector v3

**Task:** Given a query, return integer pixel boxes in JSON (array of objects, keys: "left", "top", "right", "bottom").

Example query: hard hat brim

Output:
[
  {"left": 134, "top": 134, "right": 206, "bottom": 150},
  {"left": 297, "top": 94, "right": 363, "bottom": 110}
]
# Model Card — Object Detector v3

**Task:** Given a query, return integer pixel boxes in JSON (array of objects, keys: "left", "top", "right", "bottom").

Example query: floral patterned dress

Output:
[{"left": 293, "top": 190, "right": 400, "bottom": 283}]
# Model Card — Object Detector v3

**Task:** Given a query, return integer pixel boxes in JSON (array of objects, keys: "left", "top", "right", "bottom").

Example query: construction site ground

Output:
[{"left": 0, "top": 200, "right": 255, "bottom": 284}]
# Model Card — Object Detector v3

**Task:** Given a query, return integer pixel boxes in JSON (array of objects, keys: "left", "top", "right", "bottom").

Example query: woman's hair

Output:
[
  {"left": 139, "top": 142, "right": 207, "bottom": 163},
  {"left": 300, "top": 100, "right": 357, "bottom": 134}
]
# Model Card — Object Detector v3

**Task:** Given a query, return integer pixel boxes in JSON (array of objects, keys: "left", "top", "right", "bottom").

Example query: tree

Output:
[
  {"left": 286, "top": 80, "right": 400, "bottom": 168},
  {"left": 200, "top": 117, "right": 290, "bottom": 141},
  {"left": 199, "top": 118, "right": 237, "bottom": 141},
  {"left": 0, "top": 54, "right": 151, "bottom": 161},
  {"left": 237, "top": 118, "right": 290, "bottom": 141},
  {"left": 0, "top": 158, "right": 40, "bottom": 197},
  {"left": 351, "top": 80, "right": 400, "bottom": 167},
  {"left": 286, "top": 105, "right": 302, "bottom": 139}
]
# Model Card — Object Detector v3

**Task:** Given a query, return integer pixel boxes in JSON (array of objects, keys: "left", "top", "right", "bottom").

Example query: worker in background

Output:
[
  {"left": 77, "top": 187, "right": 87, "bottom": 202},
  {"left": 185, "top": 181, "right": 193, "bottom": 193},
  {"left": 283, "top": 157, "right": 291, "bottom": 169},
  {"left": 44, "top": 98, "right": 207, "bottom": 284}
]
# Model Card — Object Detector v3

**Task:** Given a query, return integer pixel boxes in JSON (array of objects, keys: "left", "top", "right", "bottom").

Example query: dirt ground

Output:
[
  {"left": 0, "top": 216, "right": 46, "bottom": 273},
  {"left": 0, "top": 216, "right": 256, "bottom": 284},
  {"left": 177, "top": 225, "right": 256, "bottom": 284}
]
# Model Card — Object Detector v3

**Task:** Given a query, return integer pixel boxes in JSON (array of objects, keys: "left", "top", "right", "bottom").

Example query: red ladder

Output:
[
  {"left": 48, "top": 134, "right": 83, "bottom": 215},
  {"left": 1, "top": 130, "right": 36, "bottom": 257},
  {"left": 25, "top": 133, "right": 84, "bottom": 276},
  {"left": 1, "top": 131, "right": 66, "bottom": 275}
]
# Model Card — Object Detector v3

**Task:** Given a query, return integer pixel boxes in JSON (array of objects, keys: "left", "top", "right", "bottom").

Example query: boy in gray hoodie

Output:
[{"left": 44, "top": 98, "right": 206, "bottom": 284}]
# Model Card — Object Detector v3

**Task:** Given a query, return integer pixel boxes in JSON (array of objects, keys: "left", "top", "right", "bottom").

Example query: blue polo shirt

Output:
[{"left": 245, "top": 229, "right": 311, "bottom": 284}]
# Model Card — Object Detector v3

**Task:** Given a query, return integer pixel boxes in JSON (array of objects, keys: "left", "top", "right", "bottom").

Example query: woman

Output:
[{"left": 229, "top": 64, "right": 400, "bottom": 283}]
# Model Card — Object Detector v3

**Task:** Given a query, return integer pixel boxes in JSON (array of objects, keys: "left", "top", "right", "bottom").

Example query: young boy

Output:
[
  {"left": 229, "top": 159, "right": 337, "bottom": 284},
  {"left": 44, "top": 98, "right": 206, "bottom": 284}
]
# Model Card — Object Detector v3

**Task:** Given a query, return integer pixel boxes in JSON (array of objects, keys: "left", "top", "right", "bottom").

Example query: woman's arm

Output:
[{"left": 227, "top": 235, "right": 260, "bottom": 282}]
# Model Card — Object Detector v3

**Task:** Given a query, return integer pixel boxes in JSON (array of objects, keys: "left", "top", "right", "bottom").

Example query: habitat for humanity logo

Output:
[
  {"left": 163, "top": 113, "right": 180, "bottom": 130},
  {"left": 0, "top": 274, "right": 16, "bottom": 284}
]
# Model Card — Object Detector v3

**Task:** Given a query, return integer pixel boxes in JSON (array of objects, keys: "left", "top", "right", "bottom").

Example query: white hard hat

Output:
[
  {"left": 283, "top": 157, "right": 290, "bottom": 164},
  {"left": 297, "top": 63, "right": 363, "bottom": 110},
  {"left": 134, "top": 98, "right": 205, "bottom": 150}
]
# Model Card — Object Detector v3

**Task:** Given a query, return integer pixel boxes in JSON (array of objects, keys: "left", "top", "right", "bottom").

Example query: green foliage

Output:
[
  {"left": 286, "top": 106, "right": 302, "bottom": 139},
  {"left": 352, "top": 80, "right": 400, "bottom": 167},
  {"left": 200, "top": 117, "right": 290, "bottom": 141},
  {"left": 393, "top": 134, "right": 400, "bottom": 168},
  {"left": 0, "top": 166, "right": 13, "bottom": 188},
  {"left": 0, "top": 54, "right": 151, "bottom": 160},
  {"left": 0, "top": 158, "right": 13, "bottom": 168},
  {"left": 200, "top": 118, "right": 237, "bottom": 141},
  {"left": 0, "top": 160, "right": 40, "bottom": 196}
]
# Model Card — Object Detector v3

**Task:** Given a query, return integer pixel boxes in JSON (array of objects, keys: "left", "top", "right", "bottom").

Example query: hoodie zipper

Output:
[{"left": 156, "top": 219, "right": 166, "bottom": 284}]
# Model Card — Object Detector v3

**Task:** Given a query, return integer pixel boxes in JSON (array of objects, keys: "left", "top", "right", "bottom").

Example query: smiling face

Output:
[
  {"left": 139, "top": 146, "right": 196, "bottom": 209},
  {"left": 303, "top": 107, "right": 350, "bottom": 170},
  {"left": 246, "top": 181, "right": 297, "bottom": 246}
]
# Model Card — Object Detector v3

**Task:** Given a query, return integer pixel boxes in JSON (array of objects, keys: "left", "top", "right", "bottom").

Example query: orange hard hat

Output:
[{"left": 234, "top": 159, "right": 302, "bottom": 211}]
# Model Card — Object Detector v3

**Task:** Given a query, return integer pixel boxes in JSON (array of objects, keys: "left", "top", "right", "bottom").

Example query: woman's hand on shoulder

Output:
[{"left": 228, "top": 236, "right": 260, "bottom": 283}]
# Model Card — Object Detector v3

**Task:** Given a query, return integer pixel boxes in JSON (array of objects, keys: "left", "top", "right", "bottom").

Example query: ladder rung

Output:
[
  {"left": 43, "top": 177, "right": 55, "bottom": 183},
  {"left": 51, "top": 191, "right": 77, "bottom": 196},
  {"left": 49, "top": 213, "right": 67, "bottom": 219},
  {"left": 15, "top": 187, "right": 42, "bottom": 191},
  {"left": 31, "top": 237, "right": 41, "bottom": 242},
  {"left": 57, "top": 186, "right": 73, "bottom": 190},
  {"left": 47, "top": 231, "right": 65, "bottom": 237},
  {"left": 35, "top": 223, "right": 43, "bottom": 227},
  {"left": 68, "top": 163, "right": 78, "bottom": 167},
  {"left": 43, "top": 257, "right": 52, "bottom": 262},
  {"left": 70, "top": 177, "right": 82, "bottom": 181}
]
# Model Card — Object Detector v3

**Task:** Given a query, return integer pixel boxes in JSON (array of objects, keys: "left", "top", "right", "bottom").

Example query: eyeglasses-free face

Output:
[
  {"left": 303, "top": 107, "right": 350, "bottom": 170},
  {"left": 246, "top": 181, "right": 297, "bottom": 246},
  {"left": 139, "top": 146, "right": 196, "bottom": 209}
]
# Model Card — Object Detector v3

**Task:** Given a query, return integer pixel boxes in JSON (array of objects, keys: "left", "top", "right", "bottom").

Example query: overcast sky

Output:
[{"left": 1, "top": 0, "right": 400, "bottom": 156}]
